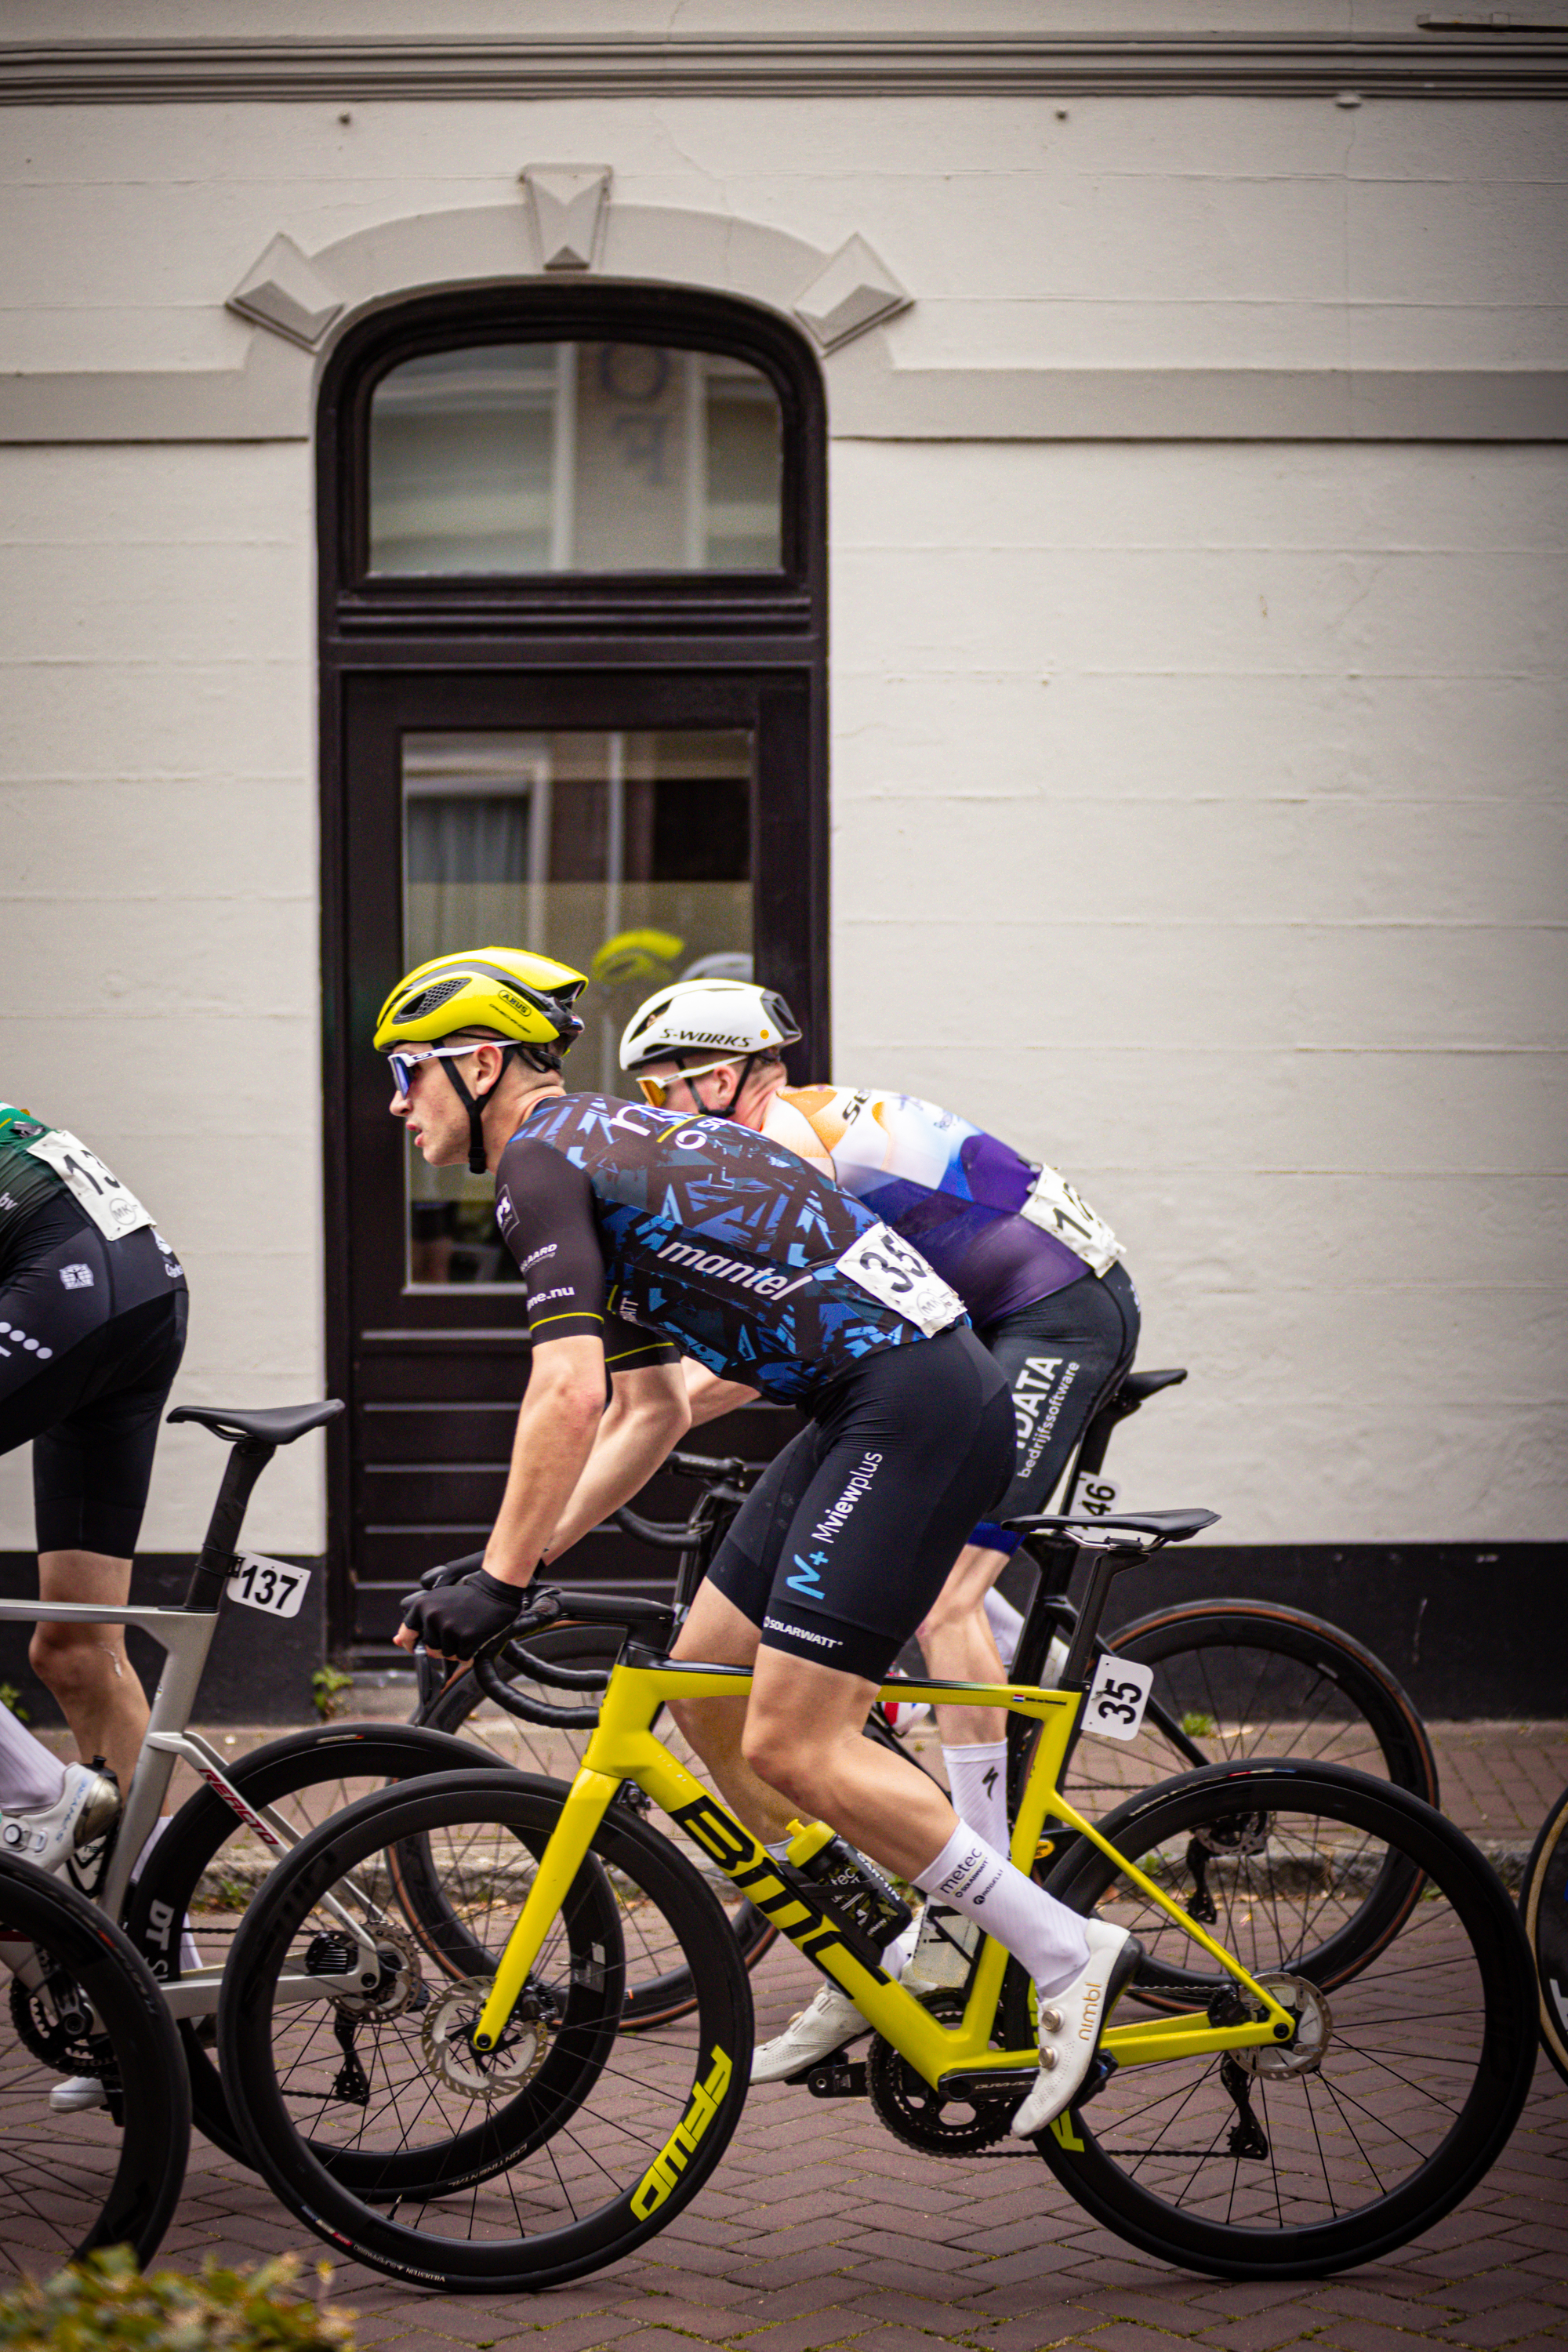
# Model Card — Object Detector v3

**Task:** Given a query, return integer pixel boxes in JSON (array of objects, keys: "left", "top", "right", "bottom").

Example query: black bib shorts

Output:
[
  {"left": 0, "top": 1197, "right": 188, "bottom": 1557},
  {"left": 704, "top": 1323, "right": 1016, "bottom": 1682}
]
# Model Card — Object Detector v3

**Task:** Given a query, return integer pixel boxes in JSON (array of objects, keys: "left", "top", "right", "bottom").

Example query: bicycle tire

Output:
[
  {"left": 125, "top": 1722, "right": 508, "bottom": 2161},
  {"left": 0, "top": 1851, "right": 191, "bottom": 2276},
  {"left": 218, "top": 1768, "right": 753, "bottom": 2293},
  {"left": 416, "top": 1624, "right": 778, "bottom": 2025},
  {"left": 1519, "top": 1779, "right": 1568, "bottom": 2086},
  {"left": 1017, "top": 1759, "right": 1537, "bottom": 2279},
  {"left": 1033, "top": 1600, "right": 1438, "bottom": 1990}
]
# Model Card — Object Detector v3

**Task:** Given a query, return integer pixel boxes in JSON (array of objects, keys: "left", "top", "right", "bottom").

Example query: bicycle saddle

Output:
[
  {"left": 168, "top": 1399, "right": 344, "bottom": 1446},
  {"left": 1008, "top": 1507, "right": 1218, "bottom": 1546}
]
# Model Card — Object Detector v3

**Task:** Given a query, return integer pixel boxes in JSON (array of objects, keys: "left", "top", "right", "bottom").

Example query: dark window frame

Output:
[
  {"left": 316, "top": 281, "right": 829, "bottom": 1654},
  {"left": 320, "top": 282, "right": 825, "bottom": 642}
]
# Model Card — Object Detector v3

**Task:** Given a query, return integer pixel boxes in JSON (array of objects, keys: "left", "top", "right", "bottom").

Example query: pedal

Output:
[
  {"left": 797, "top": 2056, "right": 869, "bottom": 2098},
  {"left": 1078, "top": 2050, "right": 1118, "bottom": 2106}
]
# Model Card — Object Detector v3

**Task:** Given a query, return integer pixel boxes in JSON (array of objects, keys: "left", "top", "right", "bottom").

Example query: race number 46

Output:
[
  {"left": 228, "top": 1554, "right": 311, "bottom": 1620},
  {"left": 1083, "top": 1652, "right": 1154, "bottom": 1742}
]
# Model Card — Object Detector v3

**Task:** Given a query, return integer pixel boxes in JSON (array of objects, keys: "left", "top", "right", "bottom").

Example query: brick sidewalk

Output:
[{"left": 20, "top": 1709, "right": 1568, "bottom": 2346}]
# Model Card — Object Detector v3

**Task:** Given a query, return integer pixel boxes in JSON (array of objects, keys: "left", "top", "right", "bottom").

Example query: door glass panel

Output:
[
  {"left": 369, "top": 344, "right": 782, "bottom": 575},
  {"left": 401, "top": 728, "right": 753, "bottom": 1286}
]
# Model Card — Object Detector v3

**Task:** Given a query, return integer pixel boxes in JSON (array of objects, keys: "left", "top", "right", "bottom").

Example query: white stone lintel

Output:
[
  {"left": 522, "top": 165, "right": 612, "bottom": 271},
  {"left": 226, "top": 233, "right": 344, "bottom": 350},
  {"left": 793, "top": 235, "right": 911, "bottom": 354}
]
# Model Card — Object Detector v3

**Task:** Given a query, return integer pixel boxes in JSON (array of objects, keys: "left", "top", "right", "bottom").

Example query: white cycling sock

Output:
[
  {"left": 942, "top": 1740, "right": 1011, "bottom": 1851},
  {"left": 982, "top": 1588, "right": 1025, "bottom": 1673},
  {"left": 764, "top": 1833, "right": 912, "bottom": 1982},
  {"left": 134, "top": 1816, "right": 203, "bottom": 1974},
  {"left": 0, "top": 1699, "right": 66, "bottom": 1815},
  {"left": 914, "top": 1824, "right": 1089, "bottom": 1999}
]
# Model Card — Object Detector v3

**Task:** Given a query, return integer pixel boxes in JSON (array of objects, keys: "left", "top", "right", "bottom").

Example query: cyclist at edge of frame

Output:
[
  {"left": 379, "top": 946, "right": 1142, "bottom": 2137},
  {"left": 611, "top": 977, "right": 1140, "bottom": 2080},
  {"left": 0, "top": 1099, "right": 189, "bottom": 2107}
]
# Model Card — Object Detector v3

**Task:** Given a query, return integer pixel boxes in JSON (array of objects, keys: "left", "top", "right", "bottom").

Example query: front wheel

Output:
[
  {"left": 0, "top": 1853, "right": 191, "bottom": 2275},
  {"left": 218, "top": 1768, "right": 753, "bottom": 2293},
  {"left": 1017, "top": 1760, "right": 1537, "bottom": 2279},
  {"left": 1519, "top": 1780, "right": 1568, "bottom": 2085},
  {"left": 416, "top": 1628, "right": 778, "bottom": 2024}
]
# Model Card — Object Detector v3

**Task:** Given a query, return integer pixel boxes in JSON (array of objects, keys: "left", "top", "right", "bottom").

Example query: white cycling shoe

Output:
[
  {"left": 1011, "top": 1918, "right": 1144, "bottom": 2139},
  {"left": 751, "top": 1982, "right": 867, "bottom": 2083},
  {"left": 0, "top": 1762, "right": 119, "bottom": 1875},
  {"left": 50, "top": 2073, "right": 107, "bottom": 2114}
]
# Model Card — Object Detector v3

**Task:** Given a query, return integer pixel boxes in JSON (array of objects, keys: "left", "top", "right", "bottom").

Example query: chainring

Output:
[
  {"left": 9, "top": 1967, "right": 110, "bottom": 2078},
  {"left": 866, "top": 1994, "right": 1015, "bottom": 2156}
]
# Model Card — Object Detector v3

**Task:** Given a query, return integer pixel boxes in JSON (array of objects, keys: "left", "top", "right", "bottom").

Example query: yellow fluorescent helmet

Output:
[{"left": 372, "top": 947, "right": 589, "bottom": 1054}]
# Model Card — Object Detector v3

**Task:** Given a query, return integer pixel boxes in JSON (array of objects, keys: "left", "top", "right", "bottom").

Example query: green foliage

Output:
[
  {"left": 0, "top": 2247, "right": 355, "bottom": 2350},
  {"left": 310, "top": 1665, "right": 353, "bottom": 1723},
  {"left": 0, "top": 1681, "right": 31, "bottom": 1725},
  {"left": 1180, "top": 1709, "right": 1217, "bottom": 1739}
]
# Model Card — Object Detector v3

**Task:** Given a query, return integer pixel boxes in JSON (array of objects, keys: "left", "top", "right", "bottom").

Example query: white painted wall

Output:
[
  {"left": 830, "top": 438, "right": 1567, "bottom": 1541},
  {"left": 0, "top": 445, "right": 322, "bottom": 1552},
  {"left": 0, "top": 32, "right": 1562, "bottom": 1554}
]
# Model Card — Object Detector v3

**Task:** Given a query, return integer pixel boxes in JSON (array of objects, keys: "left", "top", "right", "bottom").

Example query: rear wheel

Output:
[
  {"left": 125, "top": 1722, "right": 505, "bottom": 2160},
  {"left": 1519, "top": 1780, "right": 1568, "bottom": 2085},
  {"left": 0, "top": 1853, "right": 190, "bottom": 2275},
  {"left": 1015, "top": 1760, "right": 1537, "bottom": 2279},
  {"left": 418, "top": 1627, "right": 777, "bottom": 2023},
  {"left": 218, "top": 1769, "right": 753, "bottom": 2293}
]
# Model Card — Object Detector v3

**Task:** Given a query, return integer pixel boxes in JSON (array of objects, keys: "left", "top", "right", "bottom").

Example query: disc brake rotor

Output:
[
  {"left": 1231, "top": 1969, "right": 1332, "bottom": 2078},
  {"left": 421, "top": 1975, "right": 548, "bottom": 2100}
]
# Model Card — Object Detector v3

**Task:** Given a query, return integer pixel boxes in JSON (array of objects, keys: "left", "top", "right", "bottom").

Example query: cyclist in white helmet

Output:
[{"left": 612, "top": 977, "right": 1141, "bottom": 2084}]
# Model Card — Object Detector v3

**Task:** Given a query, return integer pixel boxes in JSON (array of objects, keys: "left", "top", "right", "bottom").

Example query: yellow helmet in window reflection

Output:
[
  {"left": 590, "top": 927, "right": 686, "bottom": 991},
  {"left": 373, "top": 947, "right": 589, "bottom": 1054}
]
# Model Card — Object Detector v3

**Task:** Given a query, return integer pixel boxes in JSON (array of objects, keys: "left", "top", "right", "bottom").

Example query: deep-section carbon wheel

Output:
[
  {"left": 1519, "top": 1780, "right": 1568, "bottom": 2085},
  {"left": 218, "top": 1769, "right": 753, "bottom": 2292},
  {"left": 416, "top": 1627, "right": 777, "bottom": 2024},
  {"left": 126, "top": 1721, "right": 507, "bottom": 2161},
  {"left": 0, "top": 1852, "right": 191, "bottom": 2276},
  {"left": 1012, "top": 1760, "right": 1537, "bottom": 2279}
]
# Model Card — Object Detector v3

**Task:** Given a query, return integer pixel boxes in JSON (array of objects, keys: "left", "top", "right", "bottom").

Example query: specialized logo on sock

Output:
[
  {"left": 786, "top": 1549, "right": 829, "bottom": 1600},
  {"left": 1013, "top": 1356, "right": 1080, "bottom": 1480},
  {"left": 982, "top": 1764, "right": 1000, "bottom": 1802}
]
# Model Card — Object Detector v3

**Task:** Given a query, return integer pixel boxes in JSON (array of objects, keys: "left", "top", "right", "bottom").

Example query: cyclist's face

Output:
[
  {"left": 389, "top": 1044, "right": 488, "bottom": 1165},
  {"left": 732, "top": 1050, "right": 789, "bottom": 1127},
  {"left": 632, "top": 1057, "right": 742, "bottom": 1117}
]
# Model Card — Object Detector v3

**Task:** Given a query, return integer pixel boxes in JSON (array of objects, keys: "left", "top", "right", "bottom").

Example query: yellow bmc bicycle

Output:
[{"left": 216, "top": 1512, "right": 1537, "bottom": 2290}]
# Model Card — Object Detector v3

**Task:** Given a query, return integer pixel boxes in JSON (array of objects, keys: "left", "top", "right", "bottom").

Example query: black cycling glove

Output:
[{"left": 399, "top": 1568, "right": 528, "bottom": 1661}]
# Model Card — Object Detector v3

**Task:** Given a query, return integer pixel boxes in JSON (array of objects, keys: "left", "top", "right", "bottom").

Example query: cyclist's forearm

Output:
[
  {"left": 483, "top": 1341, "right": 608, "bottom": 1586},
  {"left": 543, "top": 1364, "right": 691, "bottom": 1563}
]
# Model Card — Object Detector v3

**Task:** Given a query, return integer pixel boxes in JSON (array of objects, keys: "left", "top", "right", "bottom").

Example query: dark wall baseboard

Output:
[
  {"left": 1002, "top": 1543, "right": 1566, "bottom": 1722},
  {"left": 0, "top": 1553, "right": 326, "bottom": 1729},
  {"left": 2, "top": 1543, "right": 1559, "bottom": 1726}
]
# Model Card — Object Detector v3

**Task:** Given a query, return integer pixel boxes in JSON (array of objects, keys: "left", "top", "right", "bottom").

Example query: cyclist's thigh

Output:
[
  {"left": 983, "top": 1261, "right": 1139, "bottom": 1519},
  {"left": 703, "top": 1419, "right": 824, "bottom": 1630},
  {"left": 15, "top": 1232, "right": 187, "bottom": 1562},
  {"left": 750, "top": 1327, "right": 1014, "bottom": 1684}
]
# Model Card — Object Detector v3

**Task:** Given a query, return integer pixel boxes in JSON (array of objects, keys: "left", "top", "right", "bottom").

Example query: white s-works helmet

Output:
[{"left": 619, "top": 979, "right": 801, "bottom": 1075}]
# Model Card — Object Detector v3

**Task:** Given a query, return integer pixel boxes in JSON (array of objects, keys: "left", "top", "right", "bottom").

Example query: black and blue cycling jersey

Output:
[{"left": 493, "top": 1092, "right": 963, "bottom": 1406}]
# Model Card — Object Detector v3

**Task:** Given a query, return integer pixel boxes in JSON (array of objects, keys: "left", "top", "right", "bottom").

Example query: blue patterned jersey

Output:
[{"left": 493, "top": 1092, "right": 965, "bottom": 1406}]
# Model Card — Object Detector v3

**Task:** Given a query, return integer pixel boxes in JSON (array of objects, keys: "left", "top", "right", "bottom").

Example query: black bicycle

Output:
[
  {"left": 1519, "top": 1779, "right": 1568, "bottom": 2085},
  {"left": 0, "top": 1850, "right": 190, "bottom": 2278}
]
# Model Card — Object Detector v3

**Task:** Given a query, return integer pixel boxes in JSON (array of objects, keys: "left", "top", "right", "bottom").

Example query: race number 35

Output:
[{"left": 1083, "top": 1653, "right": 1154, "bottom": 1742}]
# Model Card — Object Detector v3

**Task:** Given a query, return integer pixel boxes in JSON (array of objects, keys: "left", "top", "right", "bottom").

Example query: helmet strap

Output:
[{"left": 441, "top": 1048, "right": 512, "bottom": 1176}]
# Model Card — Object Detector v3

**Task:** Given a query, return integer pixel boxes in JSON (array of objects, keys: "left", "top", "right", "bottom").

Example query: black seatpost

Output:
[{"left": 183, "top": 1438, "right": 277, "bottom": 1610}]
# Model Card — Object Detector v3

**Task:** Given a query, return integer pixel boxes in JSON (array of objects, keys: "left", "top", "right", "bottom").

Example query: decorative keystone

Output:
[
  {"left": 792, "top": 235, "right": 911, "bottom": 353},
  {"left": 521, "top": 165, "right": 612, "bottom": 270},
  {"left": 226, "top": 233, "right": 344, "bottom": 349}
]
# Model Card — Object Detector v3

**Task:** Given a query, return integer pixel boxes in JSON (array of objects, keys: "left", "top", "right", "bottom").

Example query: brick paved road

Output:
[{"left": 129, "top": 1716, "right": 1567, "bottom": 2351}]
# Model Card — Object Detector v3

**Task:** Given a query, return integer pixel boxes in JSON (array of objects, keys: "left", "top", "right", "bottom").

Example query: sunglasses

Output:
[
  {"left": 635, "top": 1048, "right": 786, "bottom": 1111},
  {"left": 386, "top": 1042, "right": 482, "bottom": 1098}
]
